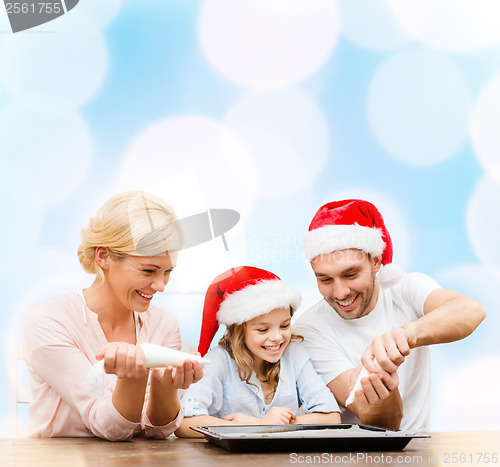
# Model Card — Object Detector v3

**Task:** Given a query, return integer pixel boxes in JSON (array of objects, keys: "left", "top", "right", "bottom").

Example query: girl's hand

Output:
[
  {"left": 151, "top": 360, "right": 203, "bottom": 390},
  {"left": 224, "top": 412, "right": 260, "bottom": 424},
  {"left": 96, "top": 342, "right": 148, "bottom": 380},
  {"left": 261, "top": 406, "right": 297, "bottom": 425}
]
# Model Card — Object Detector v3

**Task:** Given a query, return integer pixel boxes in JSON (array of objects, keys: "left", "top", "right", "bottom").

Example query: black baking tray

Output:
[{"left": 191, "top": 423, "right": 428, "bottom": 452}]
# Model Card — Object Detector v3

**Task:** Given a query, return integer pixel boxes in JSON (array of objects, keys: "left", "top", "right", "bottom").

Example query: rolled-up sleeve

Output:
[
  {"left": 29, "top": 341, "right": 140, "bottom": 441},
  {"left": 142, "top": 407, "right": 184, "bottom": 439},
  {"left": 24, "top": 295, "right": 188, "bottom": 440}
]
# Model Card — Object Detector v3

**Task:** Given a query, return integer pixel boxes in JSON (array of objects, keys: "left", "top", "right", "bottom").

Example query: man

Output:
[{"left": 293, "top": 199, "right": 485, "bottom": 432}]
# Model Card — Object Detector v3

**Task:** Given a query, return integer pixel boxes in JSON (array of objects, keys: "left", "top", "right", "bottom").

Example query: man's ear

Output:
[
  {"left": 372, "top": 255, "right": 382, "bottom": 273},
  {"left": 95, "top": 247, "right": 111, "bottom": 270}
]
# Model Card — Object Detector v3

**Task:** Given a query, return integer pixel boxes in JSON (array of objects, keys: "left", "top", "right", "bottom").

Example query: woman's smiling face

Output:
[{"left": 100, "top": 249, "right": 177, "bottom": 313}]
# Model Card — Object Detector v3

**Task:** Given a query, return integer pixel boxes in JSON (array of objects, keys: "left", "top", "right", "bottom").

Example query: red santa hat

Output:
[
  {"left": 303, "top": 199, "right": 403, "bottom": 286},
  {"left": 198, "top": 266, "right": 301, "bottom": 356}
]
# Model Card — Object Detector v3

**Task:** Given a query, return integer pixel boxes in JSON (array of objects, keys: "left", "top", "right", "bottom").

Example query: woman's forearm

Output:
[
  {"left": 112, "top": 375, "right": 149, "bottom": 423},
  {"left": 146, "top": 379, "right": 181, "bottom": 426},
  {"left": 175, "top": 415, "right": 238, "bottom": 438}
]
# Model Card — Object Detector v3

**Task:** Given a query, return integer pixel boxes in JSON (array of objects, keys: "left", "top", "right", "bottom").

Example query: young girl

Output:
[
  {"left": 176, "top": 266, "right": 341, "bottom": 437},
  {"left": 24, "top": 191, "right": 203, "bottom": 440}
]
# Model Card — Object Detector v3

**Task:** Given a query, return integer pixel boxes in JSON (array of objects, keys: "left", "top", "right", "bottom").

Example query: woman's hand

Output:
[
  {"left": 261, "top": 406, "right": 297, "bottom": 425},
  {"left": 151, "top": 360, "right": 203, "bottom": 390},
  {"left": 147, "top": 359, "right": 203, "bottom": 428},
  {"left": 96, "top": 343, "right": 149, "bottom": 423},
  {"left": 96, "top": 342, "right": 148, "bottom": 380}
]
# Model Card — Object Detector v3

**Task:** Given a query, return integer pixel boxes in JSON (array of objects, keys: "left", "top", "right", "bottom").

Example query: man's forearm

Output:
[
  {"left": 356, "top": 388, "right": 403, "bottom": 431},
  {"left": 404, "top": 291, "right": 485, "bottom": 348}
]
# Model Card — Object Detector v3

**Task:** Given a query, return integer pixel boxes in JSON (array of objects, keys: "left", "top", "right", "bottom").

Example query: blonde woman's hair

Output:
[
  {"left": 219, "top": 309, "right": 303, "bottom": 397},
  {"left": 78, "top": 191, "right": 185, "bottom": 282}
]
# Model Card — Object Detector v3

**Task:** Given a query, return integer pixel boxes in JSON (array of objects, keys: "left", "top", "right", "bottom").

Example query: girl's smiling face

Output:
[{"left": 244, "top": 307, "right": 292, "bottom": 371}]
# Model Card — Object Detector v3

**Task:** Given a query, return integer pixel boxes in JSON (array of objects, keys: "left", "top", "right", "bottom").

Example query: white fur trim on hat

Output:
[
  {"left": 303, "top": 224, "right": 385, "bottom": 262},
  {"left": 217, "top": 280, "right": 302, "bottom": 326}
]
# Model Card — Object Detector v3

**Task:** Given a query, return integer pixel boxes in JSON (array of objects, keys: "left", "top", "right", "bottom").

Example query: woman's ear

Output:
[{"left": 95, "top": 247, "right": 111, "bottom": 270}]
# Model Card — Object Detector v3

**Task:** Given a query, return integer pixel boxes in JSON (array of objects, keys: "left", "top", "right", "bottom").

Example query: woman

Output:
[{"left": 24, "top": 191, "right": 202, "bottom": 440}]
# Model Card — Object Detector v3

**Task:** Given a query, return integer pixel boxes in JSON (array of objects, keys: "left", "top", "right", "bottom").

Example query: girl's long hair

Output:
[{"left": 219, "top": 312, "right": 302, "bottom": 398}]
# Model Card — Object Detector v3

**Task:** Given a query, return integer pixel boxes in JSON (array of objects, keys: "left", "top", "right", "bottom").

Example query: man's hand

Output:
[
  {"left": 354, "top": 369, "right": 399, "bottom": 405},
  {"left": 351, "top": 369, "right": 403, "bottom": 430},
  {"left": 330, "top": 365, "right": 403, "bottom": 431},
  {"left": 361, "top": 327, "right": 416, "bottom": 374}
]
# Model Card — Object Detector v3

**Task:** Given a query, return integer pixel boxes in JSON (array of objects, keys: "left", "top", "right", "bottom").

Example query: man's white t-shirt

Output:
[{"left": 293, "top": 272, "right": 440, "bottom": 432}]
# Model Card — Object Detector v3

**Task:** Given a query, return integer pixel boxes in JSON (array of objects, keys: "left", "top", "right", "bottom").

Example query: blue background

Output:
[{"left": 1, "top": 0, "right": 499, "bottom": 434}]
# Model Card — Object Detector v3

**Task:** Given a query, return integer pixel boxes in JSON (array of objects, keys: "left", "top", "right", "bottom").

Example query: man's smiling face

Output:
[{"left": 311, "top": 248, "right": 381, "bottom": 320}]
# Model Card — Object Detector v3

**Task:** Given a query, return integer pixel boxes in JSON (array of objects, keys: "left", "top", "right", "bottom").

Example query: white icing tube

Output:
[
  {"left": 139, "top": 343, "right": 211, "bottom": 367},
  {"left": 345, "top": 359, "right": 383, "bottom": 407},
  {"left": 81, "top": 344, "right": 211, "bottom": 397}
]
